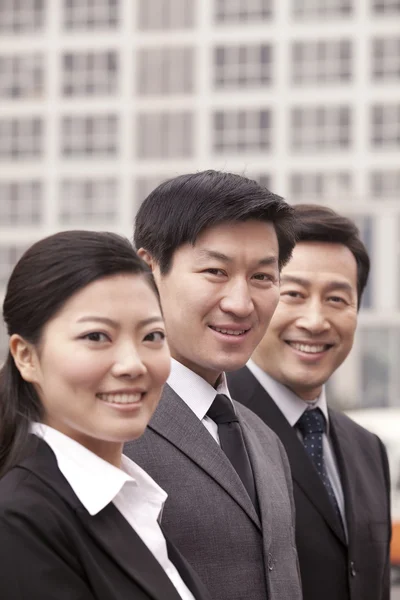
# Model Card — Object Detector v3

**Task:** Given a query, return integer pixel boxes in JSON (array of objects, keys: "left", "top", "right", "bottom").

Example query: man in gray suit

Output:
[{"left": 125, "top": 170, "right": 302, "bottom": 600}]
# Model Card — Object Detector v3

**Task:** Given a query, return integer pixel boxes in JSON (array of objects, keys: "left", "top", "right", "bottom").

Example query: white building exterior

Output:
[{"left": 0, "top": 0, "right": 399, "bottom": 407}]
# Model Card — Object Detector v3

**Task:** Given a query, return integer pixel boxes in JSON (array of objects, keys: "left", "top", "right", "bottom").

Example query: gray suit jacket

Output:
[{"left": 124, "top": 384, "right": 302, "bottom": 600}]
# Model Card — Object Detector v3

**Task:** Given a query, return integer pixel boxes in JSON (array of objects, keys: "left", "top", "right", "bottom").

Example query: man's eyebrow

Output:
[
  {"left": 197, "top": 249, "right": 278, "bottom": 266},
  {"left": 324, "top": 281, "right": 354, "bottom": 295},
  {"left": 197, "top": 249, "right": 232, "bottom": 262},
  {"left": 257, "top": 256, "right": 278, "bottom": 267},
  {"left": 281, "top": 275, "right": 354, "bottom": 294}
]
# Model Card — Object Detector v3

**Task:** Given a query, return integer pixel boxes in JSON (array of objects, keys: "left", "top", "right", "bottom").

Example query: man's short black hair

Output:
[
  {"left": 293, "top": 204, "right": 370, "bottom": 308},
  {"left": 134, "top": 170, "right": 296, "bottom": 273}
]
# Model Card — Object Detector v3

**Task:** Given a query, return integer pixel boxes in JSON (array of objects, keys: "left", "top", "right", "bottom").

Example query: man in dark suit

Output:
[
  {"left": 228, "top": 204, "right": 391, "bottom": 600},
  {"left": 125, "top": 171, "right": 302, "bottom": 600}
]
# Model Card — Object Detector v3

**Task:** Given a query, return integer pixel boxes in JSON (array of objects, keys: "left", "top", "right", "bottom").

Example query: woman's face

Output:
[{"left": 26, "top": 273, "right": 170, "bottom": 459}]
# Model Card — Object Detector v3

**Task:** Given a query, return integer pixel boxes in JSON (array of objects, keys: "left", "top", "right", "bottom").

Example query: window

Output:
[
  {"left": 290, "top": 171, "right": 352, "bottom": 201},
  {"left": 0, "top": 180, "right": 42, "bottom": 225},
  {"left": 62, "top": 115, "right": 118, "bottom": 157},
  {"left": 358, "top": 324, "right": 400, "bottom": 408},
  {"left": 64, "top": 0, "right": 118, "bottom": 30},
  {"left": 0, "top": 53, "right": 43, "bottom": 99},
  {"left": 0, "top": 245, "right": 27, "bottom": 286},
  {"left": 60, "top": 178, "right": 117, "bottom": 223},
  {"left": 372, "top": 0, "right": 400, "bottom": 14},
  {"left": 370, "top": 170, "right": 400, "bottom": 198},
  {"left": 137, "top": 0, "right": 194, "bottom": 30},
  {"left": 359, "top": 327, "right": 390, "bottom": 407},
  {"left": 291, "top": 106, "right": 351, "bottom": 151},
  {"left": 0, "top": 117, "right": 43, "bottom": 160},
  {"left": 137, "top": 112, "right": 193, "bottom": 159},
  {"left": 372, "top": 37, "right": 400, "bottom": 81},
  {"left": 63, "top": 51, "right": 118, "bottom": 96},
  {"left": 135, "top": 175, "right": 169, "bottom": 207},
  {"left": 293, "top": 0, "right": 352, "bottom": 19},
  {"left": 371, "top": 104, "right": 400, "bottom": 148},
  {"left": 214, "top": 109, "right": 271, "bottom": 154},
  {"left": 137, "top": 47, "right": 194, "bottom": 96},
  {"left": 292, "top": 40, "right": 352, "bottom": 85},
  {"left": 214, "top": 44, "right": 273, "bottom": 89},
  {"left": 215, "top": 0, "right": 272, "bottom": 23},
  {"left": 0, "top": 0, "right": 45, "bottom": 34}
]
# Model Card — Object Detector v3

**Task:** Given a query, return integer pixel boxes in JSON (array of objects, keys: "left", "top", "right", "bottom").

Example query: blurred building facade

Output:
[{"left": 0, "top": 0, "right": 399, "bottom": 408}]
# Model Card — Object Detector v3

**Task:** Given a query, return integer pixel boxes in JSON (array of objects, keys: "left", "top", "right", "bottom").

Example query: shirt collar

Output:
[
  {"left": 247, "top": 359, "right": 329, "bottom": 429},
  {"left": 31, "top": 423, "right": 167, "bottom": 516},
  {"left": 167, "top": 358, "right": 232, "bottom": 421}
]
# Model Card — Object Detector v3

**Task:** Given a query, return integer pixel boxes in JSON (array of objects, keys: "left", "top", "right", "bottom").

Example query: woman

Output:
[{"left": 0, "top": 231, "right": 210, "bottom": 600}]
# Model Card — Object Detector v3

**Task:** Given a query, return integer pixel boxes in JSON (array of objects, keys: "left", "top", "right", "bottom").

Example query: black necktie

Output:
[
  {"left": 296, "top": 408, "right": 343, "bottom": 524},
  {"left": 207, "top": 394, "right": 259, "bottom": 512}
]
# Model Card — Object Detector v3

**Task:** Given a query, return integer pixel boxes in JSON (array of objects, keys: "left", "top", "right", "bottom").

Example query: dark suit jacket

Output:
[
  {"left": 228, "top": 366, "right": 392, "bottom": 600},
  {"left": 0, "top": 437, "right": 212, "bottom": 600},
  {"left": 124, "top": 384, "right": 302, "bottom": 600}
]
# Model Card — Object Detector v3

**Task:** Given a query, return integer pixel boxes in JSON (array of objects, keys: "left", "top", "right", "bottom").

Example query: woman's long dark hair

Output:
[{"left": 0, "top": 230, "right": 158, "bottom": 478}]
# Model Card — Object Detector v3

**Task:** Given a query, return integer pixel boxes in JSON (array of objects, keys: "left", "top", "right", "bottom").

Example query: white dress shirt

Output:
[
  {"left": 167, "top": 358, "right": 233, "bottom": 445},
  {"left": 247, "top": 359, "right": 347, "bottom": 534},
  {"left": 31, "top": 423, "right": 195, "bottom": 600}
]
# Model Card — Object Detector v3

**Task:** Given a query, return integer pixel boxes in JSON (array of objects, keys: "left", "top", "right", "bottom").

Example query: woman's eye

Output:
[
  {"left": 83, "top": 332, "right": 109, "bottom": 342},
  {"left": 144, "top": 331, "right": 166, "bottom": 343}
]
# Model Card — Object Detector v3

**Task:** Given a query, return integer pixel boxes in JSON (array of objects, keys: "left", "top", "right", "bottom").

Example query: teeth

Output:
[
  {"left": 213, "top": 327, "right": 246, "bottom": 336},
  {"left": 289, "top": 343, "right": 326, "bottom": 354},
  {"left": 97, "top": 393, "right": 142, "bottom": 404}
]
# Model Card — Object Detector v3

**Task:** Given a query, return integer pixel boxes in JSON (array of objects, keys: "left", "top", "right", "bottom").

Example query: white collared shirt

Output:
[
  {"left": 167, "top": 358, "right": 233, "bottom": 444},
  {"left": 247, "top": 360, "right": 347, "bottom": 532},
  {"left": 31, "top": 423, "right": 195, "bottom": 600}
]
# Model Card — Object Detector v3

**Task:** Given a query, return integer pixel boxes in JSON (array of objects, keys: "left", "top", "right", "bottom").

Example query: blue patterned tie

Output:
[{"left": 296, "top": 408, "right": 343, "bottom": 524}]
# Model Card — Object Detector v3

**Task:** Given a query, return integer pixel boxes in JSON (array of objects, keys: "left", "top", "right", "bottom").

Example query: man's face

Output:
[
  {"left": 142, "top": 219, "right": 280, "bottom": 385},
  {"left": 252, "top": 241, "right": 358, "bottom": 401}
]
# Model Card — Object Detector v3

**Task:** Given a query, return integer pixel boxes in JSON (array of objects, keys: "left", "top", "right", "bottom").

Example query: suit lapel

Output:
[
  {"left": 231, "top": 367, "right": 345, "bottom": 544},
  {"left": 237, "top": 409, "right": 272, "bottom": 542},
  {"left": 165, "top": 537, "right": 211, "bottom": 600},
  {"left": 20, "top": 437, "right": 185, "bottom": 600},
  {"left": 149, "top": 385, "right": 260, "bottom": 529},
  {"left": 328, "top": 410, "right": 357, "bottom": 541},
  {"left": 75, "top": 504, "right": 184, "bottom": 600}
]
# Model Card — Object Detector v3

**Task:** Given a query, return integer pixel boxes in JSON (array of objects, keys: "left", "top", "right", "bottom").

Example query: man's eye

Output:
[
  {"left": 253, "top": 273, "right": 273, "bottom": 281},
  {"left": 328, "top": 296, "right": 346, "bottom": 304},
  {"left": 281, "top": 291, "right": 302, "bottom": 298},
  {"left": 205, "top": 268, "right": 224, "bottom": 276}
]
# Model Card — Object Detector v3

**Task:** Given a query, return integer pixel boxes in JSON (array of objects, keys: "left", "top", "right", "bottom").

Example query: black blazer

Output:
[
  {"left": 0, "top": 437, "right": 212, "bottom": 600},
  {"left": 228, "top": 367, "right": 392, "bottom": 600}
]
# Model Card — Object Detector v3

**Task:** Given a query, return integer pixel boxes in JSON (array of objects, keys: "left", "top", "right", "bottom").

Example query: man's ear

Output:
[
  {"left": 137, "top": 248, "right": 154, "bottom": 271},
  {"left": 9, "top": 334, "right": 40, "bottom": 384}
]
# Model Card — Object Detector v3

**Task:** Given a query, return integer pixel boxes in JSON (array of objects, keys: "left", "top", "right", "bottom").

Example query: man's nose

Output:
[
  {"left": 295, "top": 301, "right": 330, "bottom": 334},
  {"left": 219, "top": 280, "right": 254, "bottom": 318}
]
